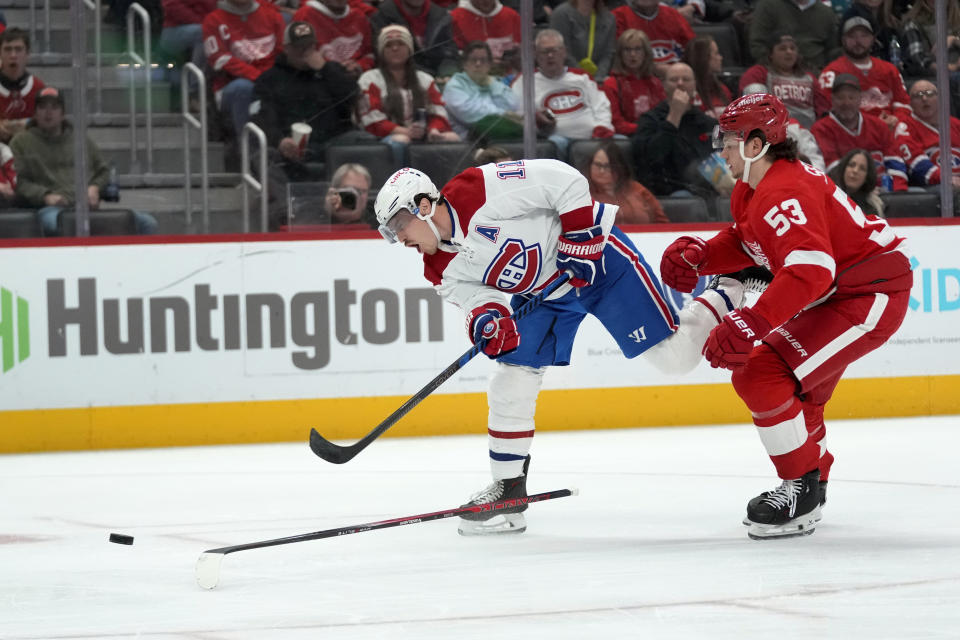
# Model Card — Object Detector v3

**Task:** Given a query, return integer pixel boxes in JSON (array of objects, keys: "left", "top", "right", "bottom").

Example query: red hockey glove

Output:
[
  {"left": 660, "top": 236, "right": 708, "bottom": 293},
  {"left": 702, "top": 306, "right": 772, "bottom": 370},
  {"left": 466, "top": 303, "right": 520, "bottom": 358},
  {"left": 557, "top": 225, "right": 606, "bottom": 287}
]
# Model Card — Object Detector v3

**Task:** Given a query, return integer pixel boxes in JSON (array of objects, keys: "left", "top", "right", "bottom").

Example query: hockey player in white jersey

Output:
[{"left": 375, "top": 159, "right": 760, "bottom": 535}]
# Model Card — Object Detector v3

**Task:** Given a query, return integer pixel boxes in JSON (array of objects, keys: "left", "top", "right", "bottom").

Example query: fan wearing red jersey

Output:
[{"left": 660, "top": 94, "right": 912, "bottom": 540}]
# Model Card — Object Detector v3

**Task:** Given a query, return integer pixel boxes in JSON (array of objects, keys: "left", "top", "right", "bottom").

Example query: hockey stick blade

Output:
[
  {"left": 308, "top": 272, "right": 572, "bottom": 464},
  {"left": 195, "top": 487, "right": 577, "bottom": 589}
]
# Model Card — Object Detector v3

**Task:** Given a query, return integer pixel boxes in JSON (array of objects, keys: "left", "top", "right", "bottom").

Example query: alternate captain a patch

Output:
[
  {"left": 474, "top": 224, "right": 500, "bottom": 243},
  {"left": 483, "top": 239, "right": 543, "bottom": 294}
]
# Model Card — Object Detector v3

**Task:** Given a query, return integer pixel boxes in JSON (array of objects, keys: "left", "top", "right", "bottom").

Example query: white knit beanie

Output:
[{"left": 377, "top": 24, "right": 415, "bottom": 56}]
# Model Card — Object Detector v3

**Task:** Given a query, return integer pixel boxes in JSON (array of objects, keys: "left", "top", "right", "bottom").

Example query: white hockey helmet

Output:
[{"left": 375, "top": 167, "right": 441, "bottom": 243}]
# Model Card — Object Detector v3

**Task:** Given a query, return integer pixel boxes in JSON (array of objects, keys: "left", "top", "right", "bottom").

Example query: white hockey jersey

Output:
[
  {"left": 423, "top": 159, "right": 618, "bottom": 312},
  {"left": 511, "top": 68, "right": 614, "bottom": 139}
]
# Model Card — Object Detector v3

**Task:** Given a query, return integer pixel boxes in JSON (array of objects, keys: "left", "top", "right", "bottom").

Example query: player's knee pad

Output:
[
  {"left": 730, "top": 345, "right": 797, "bottom": 413},
  {"left": 488, "top": 363, "right": 545, "bottom": 430}
]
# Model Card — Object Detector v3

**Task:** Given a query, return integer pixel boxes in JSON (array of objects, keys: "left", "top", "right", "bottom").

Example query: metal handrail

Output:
[
  {"left": 181, "top": 63, "right": 210, "bottom": 232},
  {"left": 126, "top": 2, "right": 153, "bottom": 174},
  {"left": 241, "top": 123, "right": 269, "bottom": 233},
  {"left": 81, "top": 0, "right": 103, "bottom": 113}
]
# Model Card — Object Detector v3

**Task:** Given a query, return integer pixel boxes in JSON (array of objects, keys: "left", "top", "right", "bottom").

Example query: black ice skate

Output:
[
  {"left": 458, "top": 456, "right": 530, "bottom": 536},
  {"left": 743, "top": 479, "right": 828, "bottom": 526},
  {"left": 745, "top": 469, "right": 821, "bottom": 540}
]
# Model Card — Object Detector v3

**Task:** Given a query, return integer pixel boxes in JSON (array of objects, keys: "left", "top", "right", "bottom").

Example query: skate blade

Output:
[
  {"left": 458, "top": 512, "right": 526, "bottom": 536},
  {"left": 743, "top": 505, "right": 822, "bottom": 526},
  {"left": 746, "top": 510, "right": 819, "bottom": 540}
]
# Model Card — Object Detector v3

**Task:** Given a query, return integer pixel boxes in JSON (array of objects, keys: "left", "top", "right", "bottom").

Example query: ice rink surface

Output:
[{"left": 3, "top": 415, "right": 959, "bottom": 639}]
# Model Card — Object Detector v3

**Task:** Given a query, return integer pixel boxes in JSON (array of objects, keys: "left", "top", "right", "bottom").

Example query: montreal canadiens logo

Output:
[{"left": 483, "top": 239, "right": 543, "bottom": 293}]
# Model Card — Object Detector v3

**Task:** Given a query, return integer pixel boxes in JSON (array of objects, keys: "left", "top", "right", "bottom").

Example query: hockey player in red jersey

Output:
[{"left": 661, "top": 93, "right": 912, "bottom": 539}]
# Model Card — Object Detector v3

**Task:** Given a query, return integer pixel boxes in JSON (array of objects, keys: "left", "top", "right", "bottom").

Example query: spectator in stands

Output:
[
  {"left": 841, "top": 0, "right": 900, "bottom": 64},
  {"left": 742, "top": 80, "right": 825, "bottom": 170},
  {"left": 442, "top": 41, "right": 522, "bottom": 140},
  {"left": 11, "top": 88, "right": 158, "bottom": 235},
  {"left": 739, "top": 31, "right": 820, "bottom": 127},
  {"left": 602, "top": 29, "right": 665, "bottom": 136},
  {"left": 203, "top": 0, "right": 285, "bottom": 140},
  {"left": 359, "top": 25, "right": 460, "bottom": 165},
  {"left": 584, "top": 140, "right": 667, "bottom": 223},
  {"left": 899, "top": 0, "right": 960, "bottom": 78},
  {"left": 810, "top": 73, "right": 908, "bottom": 191},
  {"left": 612, "top": 0, "right": 694, "bottom": 67},
  {"left": 898, "top": 79, "right": 960, "bottom": 188},
  {"left": 371, "top": 0, "right": 459, "bottom": 77},
  {"left": 549, "top": 0, "right": 616, "bottom": 81},
  {"left": 0, "top": 11, "right": 5, "bottom": 36},
  {"left": 512, "top": 29, "right": 614, "bottom": 158},
  {"left": 324, "top": 163, "right": 378, "bottom": 226},
  {"left": 0, "top": 140, "right": 14, "bottom": 207},
  {"left": 633, "top": 61, "right": 717, "bottom": 198},
  {"left": 294, "top": 0, "right": 376, "bottom": 76},
  {"left": 159, "top": 0, "right": 216, "bottom": 101},
  {"left": 0, "top": 29, "right": 45, "bottom": 145},
  {"left": 450, "top": 0, "right": 522, "bottom": 70},
  {"left": 828, "top": 148, "right": 885, "bottom": 217},
  {"left": 473, "top": 145, "right": 512, "bottom": 164},
  {"left": 683, "top": 35, "right": 731, "bottom": 119},
  {"left": 251, "top": 22, "right": 372, "bottom": 194},
  {"left": 816, "top": 15, "right": 911, "bottom": 127},
  {"left": 748, "top": 0, "right": 839, "bottom": 72}
]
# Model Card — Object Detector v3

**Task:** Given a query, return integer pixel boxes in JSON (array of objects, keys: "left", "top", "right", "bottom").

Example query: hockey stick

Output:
[
  {"left": 308, "top": 272, "right": 572, "bottom": 464},
  {"left": 195, "top": 487, "right": 577, "bottom": 589}
]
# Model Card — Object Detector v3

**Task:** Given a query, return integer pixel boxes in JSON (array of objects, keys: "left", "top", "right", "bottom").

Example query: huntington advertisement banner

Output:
[{"left": 0, "top": 227, "right": 957, "bottom": 414}]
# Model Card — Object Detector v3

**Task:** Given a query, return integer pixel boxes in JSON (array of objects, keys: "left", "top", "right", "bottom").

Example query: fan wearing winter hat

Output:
[
  {"left": 738, "top": 31, "right": 819, "bottom": 127},
  {"left": 357, "top": 24, "right": 459, "bottom": 165}
]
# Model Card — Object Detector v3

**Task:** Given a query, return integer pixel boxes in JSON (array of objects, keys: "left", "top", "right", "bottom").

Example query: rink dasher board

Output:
[{"left": 0, "top": 225, "right": 957, "bottom": 452}]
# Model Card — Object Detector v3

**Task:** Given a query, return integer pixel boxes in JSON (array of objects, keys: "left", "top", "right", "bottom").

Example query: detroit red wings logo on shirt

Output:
[
  {"left": 230, "top": 34, "right": 277, "bottom": 62},
  {"left": 544, "top": 90, "right": 586, "bottom": 115},
  {"left": 483, "top": 239, "right": 543, "bottom": 293},
  {"left": 321, "top": 33, "right": 363, "bottom": 62}
]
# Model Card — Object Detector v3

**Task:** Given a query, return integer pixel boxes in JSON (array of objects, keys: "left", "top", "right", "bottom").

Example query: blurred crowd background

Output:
[{"left": 0, "top": 0, "right": 957, "bottom": 237}]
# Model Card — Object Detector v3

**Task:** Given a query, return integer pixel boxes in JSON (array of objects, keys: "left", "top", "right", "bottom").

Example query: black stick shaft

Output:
[
  {"left": 205, "top": 488, "right": 575, "bottom": 556},
  {"left": 309, "top": 272, "right": 571, "bottom": 464}
]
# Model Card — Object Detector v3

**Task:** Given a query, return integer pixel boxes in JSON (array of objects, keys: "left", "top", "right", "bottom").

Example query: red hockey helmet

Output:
[{"left": 717, "top": 93, "right": 789, "bottom": 146}]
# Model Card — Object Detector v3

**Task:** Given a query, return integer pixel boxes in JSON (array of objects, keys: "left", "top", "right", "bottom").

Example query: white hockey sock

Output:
[
  {"left": 487, "top": 363, "right": 544, "bottom": 480},
  {"left": 644, "top": 281, "right": 743, "bottom": 375}
]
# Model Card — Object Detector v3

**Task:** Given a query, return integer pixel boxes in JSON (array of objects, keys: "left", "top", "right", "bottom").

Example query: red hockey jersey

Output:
[
  {"left": 0, "top": 141, "right": 15, "bottom": 191},
  {"left": 897, "top": 114, "right": 960, "bottom": 185},
  {"left": 202, "top": 2, "right": 284, "bottom": 94},
  {"left": 294, "top": 0, "right": 375, "bottom": 71},
  {"left": 816, "top": 57, "right": 911, "bottom": 121},
  {"left": 702, "top": 160, "right": 905, "bottom": 328},
  {"left": 602, "top": 72, "right": 665, "bottom": 135},
  {"left": 450, "top": 1, "right": 521, "bottom": 62},
  {"left": 0, "top": 73, "right": 45, "bottom": 121},
  {"left": 611, "top": 4, "right": 693, "bottom": 64},
  {"left": 810, "top": 111, "right": 909, "bottom": 190}
]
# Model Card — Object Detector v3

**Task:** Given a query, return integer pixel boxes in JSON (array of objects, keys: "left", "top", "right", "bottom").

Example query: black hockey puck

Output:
[{"left": 109, "top": 533, "right": 134, "bottom": 545}]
